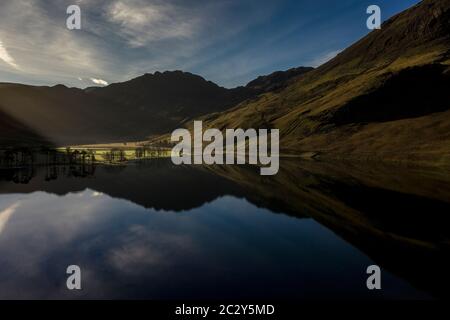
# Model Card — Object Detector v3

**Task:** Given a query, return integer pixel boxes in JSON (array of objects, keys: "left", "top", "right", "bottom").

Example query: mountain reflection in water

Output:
[{"left": 0, "top": 157, "right": 449, "bottom": 299}]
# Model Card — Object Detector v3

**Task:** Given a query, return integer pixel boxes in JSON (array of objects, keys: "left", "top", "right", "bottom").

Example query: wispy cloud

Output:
[
  {"left": 90, "top": 78, "right": 108, "bottom": 86},
  {"left": 0, "top": 0, "right": 282, "bottom": 88},
  {"left": 0, "top": 40, "right": 19, "bottom": 69},
  {"left": 0, "top": 0, "right": 419, "bottom": 88},
  {"left": 106, "top": 0, "right": 196, "bottom": 47}
]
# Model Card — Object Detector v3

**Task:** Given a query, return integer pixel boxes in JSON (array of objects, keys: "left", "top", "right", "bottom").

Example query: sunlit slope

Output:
[{"left": 204, "top": 0, "right": 450, "bottom": 165}]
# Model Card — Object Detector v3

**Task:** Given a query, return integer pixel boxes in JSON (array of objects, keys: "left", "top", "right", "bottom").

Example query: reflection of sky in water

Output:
[{"left": 0, "top": 190, "right": 429, "bottom": 299}]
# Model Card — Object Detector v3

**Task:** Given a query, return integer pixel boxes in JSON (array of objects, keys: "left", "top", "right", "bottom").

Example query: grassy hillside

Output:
[{"left": 203, "top": 0, "right": 450, "bottom": 166}]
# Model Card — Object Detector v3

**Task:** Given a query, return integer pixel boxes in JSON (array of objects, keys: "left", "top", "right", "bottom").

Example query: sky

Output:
[{"left": 0, "top": 0, "right": 420, "bottom": 88}]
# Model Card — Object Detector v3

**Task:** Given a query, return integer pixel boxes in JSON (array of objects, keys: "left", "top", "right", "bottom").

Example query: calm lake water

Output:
[{"left": 0, "top": 159, "right": 449, "bottom": 299}]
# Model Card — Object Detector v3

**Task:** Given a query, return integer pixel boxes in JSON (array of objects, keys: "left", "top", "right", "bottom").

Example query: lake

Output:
[{"left": 0, "top": 158, "right": 449, "bottom": 299}]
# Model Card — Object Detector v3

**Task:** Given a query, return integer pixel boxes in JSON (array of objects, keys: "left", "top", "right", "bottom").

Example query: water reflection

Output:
[{"left": 0, "top": 156, "right": 449, "bottom": 299}]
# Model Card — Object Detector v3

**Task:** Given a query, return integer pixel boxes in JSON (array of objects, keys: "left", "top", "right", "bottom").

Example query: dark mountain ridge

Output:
[
  {"left": 0, "top": 68, "right": 313, "bottom": 147},
  {"left": 86, "top": 71, "right": 255, "bottom": 130}
]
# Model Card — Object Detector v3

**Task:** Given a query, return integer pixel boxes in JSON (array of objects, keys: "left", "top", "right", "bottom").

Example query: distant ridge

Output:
[{"left": 0, "top": 68, "right": 312, "bottom": 146}]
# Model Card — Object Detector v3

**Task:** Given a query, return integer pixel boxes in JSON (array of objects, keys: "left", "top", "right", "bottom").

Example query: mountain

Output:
[
  {"left": 0, "top": 69, "right": 312, "bottom": 147},
  {"left": 85, "top": 71, "right": 255, "bottom": 134},
  {"left": 245, "top": 67, "right": 314, "bottom": 92},
  {"left": 202, "top": 0, "right": 450, "bottom": 166}
]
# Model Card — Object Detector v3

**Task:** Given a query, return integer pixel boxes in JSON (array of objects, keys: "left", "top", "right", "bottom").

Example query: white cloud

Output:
[
  {"left": 0, "top": 40, "right": 19, "bottom": 69},
  {"left": 106, "top": 0, "right": 196, "bottom": 47},
  {"left": 309, "top": 49, "right": 342, "bottom": 67},
  {"left": 90, "top": 78, "right": 108, "bottom": 86},
  {"left": 0, "top": 0, "right": 297, "bottom": 88}
]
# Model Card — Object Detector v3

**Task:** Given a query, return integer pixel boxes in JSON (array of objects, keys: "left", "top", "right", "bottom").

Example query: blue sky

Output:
[{"left": 0, "top": 0, "right": 420, "bottom": 88}]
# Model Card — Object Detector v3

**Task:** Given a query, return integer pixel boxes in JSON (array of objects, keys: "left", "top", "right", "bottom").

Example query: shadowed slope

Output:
[{"left": 0, "top": 107, "right": 52, "bottom": 147}]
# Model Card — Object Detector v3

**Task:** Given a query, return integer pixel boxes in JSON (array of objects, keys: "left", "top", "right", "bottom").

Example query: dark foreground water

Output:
[{"left": 0, "top": 159, "right": 449, "bottom": 299}]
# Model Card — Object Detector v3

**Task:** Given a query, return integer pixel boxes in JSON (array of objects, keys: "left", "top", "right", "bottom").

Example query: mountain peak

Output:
[{"left": 320, "top": 0, "right": 450, "bottom": 74}]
